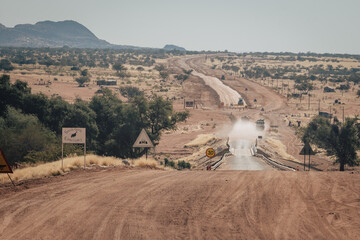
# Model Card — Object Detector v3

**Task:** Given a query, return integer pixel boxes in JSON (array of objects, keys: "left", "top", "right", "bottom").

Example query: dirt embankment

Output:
[{"left": 0, "top": 168, "right": 359, "bottom": 240}]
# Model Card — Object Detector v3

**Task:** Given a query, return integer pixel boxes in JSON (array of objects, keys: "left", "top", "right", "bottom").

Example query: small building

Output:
[
  {"left": 319, "top": 112, "right": 333, "bottom": 118},
  {"left": 96, "top": 79, "right": 117, "bottom": 86}
]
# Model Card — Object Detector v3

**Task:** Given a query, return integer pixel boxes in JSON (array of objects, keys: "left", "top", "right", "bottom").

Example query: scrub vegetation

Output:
[{"left": 0, "top": 74, "right": 188, "bottom": 166}]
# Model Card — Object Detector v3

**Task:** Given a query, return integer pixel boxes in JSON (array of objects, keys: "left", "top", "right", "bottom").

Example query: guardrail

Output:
[
  {"left": 255, "top": 153, "right": 296, "bottom": 171},
  {"left": 210, "top": 142, "right": 296, "bottom": 171},
  {"left": 211, "top": 152, "right": 230, "bottom": 170}
]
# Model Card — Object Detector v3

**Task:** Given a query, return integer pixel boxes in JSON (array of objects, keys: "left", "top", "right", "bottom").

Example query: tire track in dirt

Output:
[{"left": 1, "top": 168, "right": 359, "bottom": 239}]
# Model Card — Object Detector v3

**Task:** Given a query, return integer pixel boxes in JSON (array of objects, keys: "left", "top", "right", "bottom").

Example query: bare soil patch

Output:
[{"left": 0, "top": 168, "right": 359, "bottom": 239}]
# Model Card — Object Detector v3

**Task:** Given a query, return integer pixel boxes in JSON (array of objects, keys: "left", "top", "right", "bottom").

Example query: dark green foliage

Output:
[
  {"left": 0, "top": 107, "right": 58, "bottom": 165},
  {"left": 329, "top": 118, "right": 360, "bottom": 171},
  {"left": 0, "top": 47, "right": 189, "bottom": 70},
  {"left": 163, "top": 158, "right": 190, "bottom": 170},
  {"left": 159, "top": 71, "right": 169, "bottom": 80},
  {"left": 71, "top": 66, "right": 80, "bottom": 71},
  {"left": 80, "top": 69, "right": 89, "bottom": 77},
  {"left": 174, "top": 74, "right": 188, "bottom": 81},
  {"left": 357, "top": 89, "right": 360, "bottom": 97},
  {"left": 295, "top": 81, "right": 314, "bottom": 92},
  {"left": 336, "top": 84, "right": 350, "bottom": 90},
  {"left": 1, "top": 74, "right": 188, "bottom": 165},
  {"left": 119, "top": 86, "right": 144, "bottom": 98},
  {"left": 324, "top": 86, "right": 335, "bottom": 93},
  {"left": 183, "top": 69, "right": 193, "bottom": 75},
  {"left": 0, "top": 59, "right": 14, "bottom": 71},
  {"left": 177, "top": 160, "right": 191, "bottom": 170},
  {"left": 302, "top": 116, "right": 360, "bottom": 171},
  {"left": 112, "top": 63, "right": 127, "bottom": 72},
  {"left": 75, "top": 76, "right": 90, "bottom": 87},
  {"left": 302, "top": 116, "right": 332, "bottom": 150}
]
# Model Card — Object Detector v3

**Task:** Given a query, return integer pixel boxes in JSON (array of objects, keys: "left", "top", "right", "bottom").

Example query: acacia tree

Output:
[
  {"left": 0, "top": 59, "right": 14, "bottom": 71},
  {"left": 303, "top": 116, "right": 360, "bottom": 171},
  {"left": 329, "top": 118, "right": 360, "bottom": 171},
  {"left": 112, "top": 63, "right": 127, "bottom": 72},
  {"left": 75, "top": 76, "right": 90, "bottom": 87}
]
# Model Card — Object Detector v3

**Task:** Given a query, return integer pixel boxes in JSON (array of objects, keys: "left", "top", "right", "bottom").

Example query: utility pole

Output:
[
  {"left": 318, "top": 99, "right": 320, "bottom": 113},
  {"left": 308, "top": 94, "right": 310, "bottom": 110}
]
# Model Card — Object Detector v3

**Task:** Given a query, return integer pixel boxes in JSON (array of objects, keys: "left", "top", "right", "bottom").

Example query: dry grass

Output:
[
  {"left": 0, "top": 154, "right": 163, "bottom": 184},
  {"left": 184, "top": 134, "right": 217, "bottom": 147},
  {"left": 265, "top": 138, "right": 299, "bottom": 163},
  {"left": 132, "top": 157, "right": 160, "bottom": 169}
]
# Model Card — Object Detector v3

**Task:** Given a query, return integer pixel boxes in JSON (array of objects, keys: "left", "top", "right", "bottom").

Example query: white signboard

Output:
[
  {"left": 62, "top": 128, "right": 86, "bottom": 144},
  {"left": 133, "top": 129, "right": 154, "bottom": 148}
]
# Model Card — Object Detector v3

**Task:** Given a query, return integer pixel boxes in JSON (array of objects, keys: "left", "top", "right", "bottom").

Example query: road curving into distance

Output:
[{"left": 191, "top": 71, "right": 244, "bottom": 106}]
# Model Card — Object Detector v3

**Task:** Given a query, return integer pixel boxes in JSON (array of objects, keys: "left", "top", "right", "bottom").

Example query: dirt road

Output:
[
  {"left": 0, "top": 167, "right": 359, "bottom": 240},
  {"left": 175, "top": 55, "right": 335, "bottom": 171},
  {"left": 191, "top": 71, "right": 243, "bottom": 106},
  {"left": 220, "top": 139, "right": 271, "bottom": 170}
]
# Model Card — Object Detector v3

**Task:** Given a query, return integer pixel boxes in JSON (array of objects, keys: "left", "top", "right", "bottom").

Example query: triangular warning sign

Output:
[
  {"left": 299, "top": 142, "right": 316, "bottom": 155},
  {"left": 0, "top": 148, "right": 13, "bottom": 173},
  {"left": 133, "top": 129, "right": 154, "bottom": 148}
]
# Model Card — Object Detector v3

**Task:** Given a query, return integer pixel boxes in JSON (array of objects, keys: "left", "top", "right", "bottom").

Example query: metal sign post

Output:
[
  {"left": 62, "top": 128, "right": 86, "bottom": 169},
  {"left": 299, "top": 142, "right": 316, "bottom": 171}
]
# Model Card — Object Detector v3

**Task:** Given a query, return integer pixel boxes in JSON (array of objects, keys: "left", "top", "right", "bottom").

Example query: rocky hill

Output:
[
  {"left": 163, "top": 44, "right": 186, "bottom": 51},
  {"left": 0, "top": 20, "right": 135, "bottom": 49}
]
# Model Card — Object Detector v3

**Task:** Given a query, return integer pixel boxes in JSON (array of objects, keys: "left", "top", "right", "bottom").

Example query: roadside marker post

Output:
[
  {"left": 0, "top": 148, "right": 15, "bottom": 186},
  {"left": 62, "top": 128, "right": 86, "bottom": 169},
  {"left": 133, "top": 129, "right": 154, "bottom": 159}
]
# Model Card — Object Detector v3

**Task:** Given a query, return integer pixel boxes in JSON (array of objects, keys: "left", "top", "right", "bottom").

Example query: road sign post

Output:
[
  {"left": 206, "top": 148, "right": 216, "bottom": 170},
  {"left": 299, "top": 142, "right": 315, "bottom": 171},
  {"left": 133, "top": 129, "right": 154, "bottom": 159},
  {"left": 62, "top": 128, "right": 86, "bottom": 169},
  {"left": 206, "top": 148, "right": 216, "bottom": 158}
]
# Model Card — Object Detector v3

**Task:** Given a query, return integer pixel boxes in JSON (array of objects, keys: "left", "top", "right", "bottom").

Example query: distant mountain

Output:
[
  {"left": 0, "top": 20, "right": 137, "bottom": 49},
  {"left": 163, "top": 44, "right": 186, "bottom": 51}
]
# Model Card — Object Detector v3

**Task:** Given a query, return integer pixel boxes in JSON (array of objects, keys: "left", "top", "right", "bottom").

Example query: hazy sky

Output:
[{"left": 1, "top": 0, "right": 359, "bottom": 54}]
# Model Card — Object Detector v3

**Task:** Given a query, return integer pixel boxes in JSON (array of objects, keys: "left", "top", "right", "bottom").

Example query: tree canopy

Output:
[
  {"left": 0, "top": 74, "right": 188, "bottom": 165},
  {"left": 302, "top": 116, "right": 360, "bottom": 171}
]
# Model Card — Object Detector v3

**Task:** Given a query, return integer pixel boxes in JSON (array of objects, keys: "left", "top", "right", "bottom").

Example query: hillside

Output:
[
  {"left": 0, "top": 20, "right": 136, "bottom": 49},
  {"left": 164, "top": 44, "right": 186, "bottom": 51}
]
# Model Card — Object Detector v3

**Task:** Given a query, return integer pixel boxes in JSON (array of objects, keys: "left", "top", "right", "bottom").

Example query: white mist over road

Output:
[
  {"left": 192, "top": 71, "right": 244, "bottom": 106},
  {"left": 220, "top": 120, "right": 269, "bottom": 170}
]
